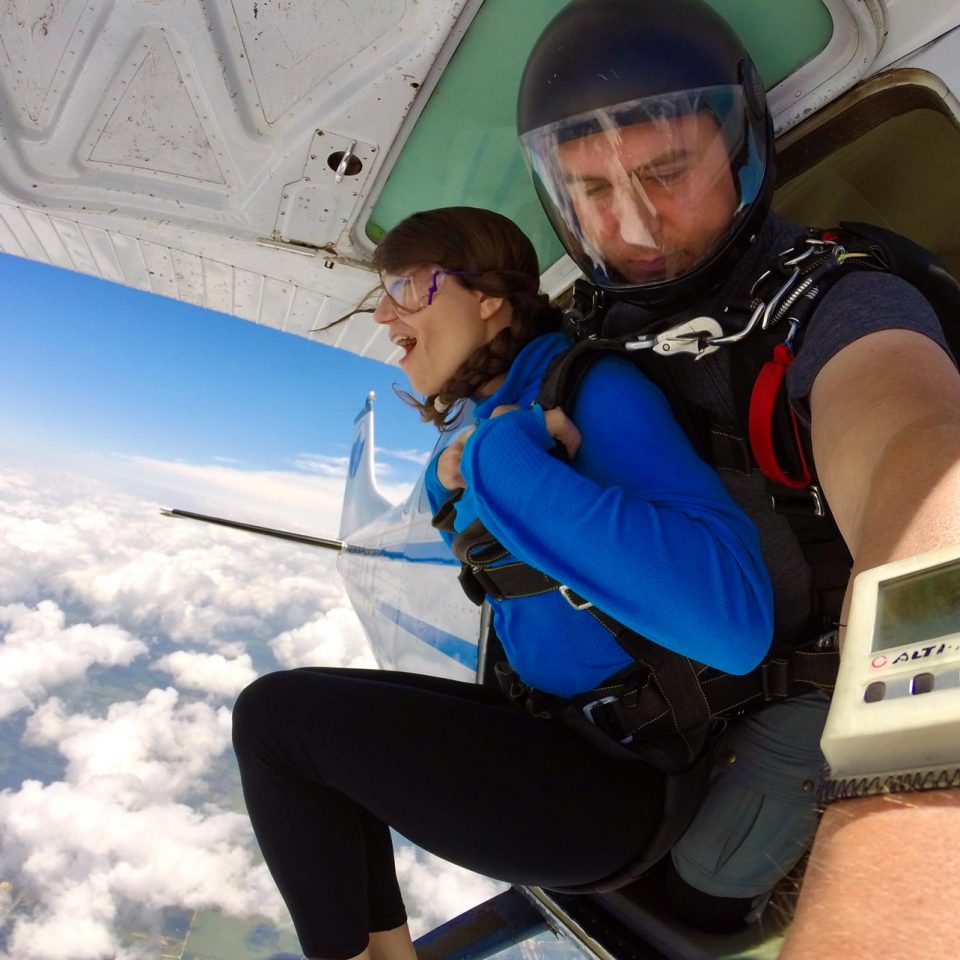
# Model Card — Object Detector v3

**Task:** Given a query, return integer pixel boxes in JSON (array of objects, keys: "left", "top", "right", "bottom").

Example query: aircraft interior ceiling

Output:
[
  {"left": 1, "top": 0, "right": 960, "bottom": 366},
  {"left": 0, "top": 0, "right": 475, "bottom": 363}
]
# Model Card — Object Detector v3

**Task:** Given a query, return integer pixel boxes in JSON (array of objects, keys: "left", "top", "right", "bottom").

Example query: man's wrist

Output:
[{"left": 781, "top": 788, "right": 960, "bottom": 959}]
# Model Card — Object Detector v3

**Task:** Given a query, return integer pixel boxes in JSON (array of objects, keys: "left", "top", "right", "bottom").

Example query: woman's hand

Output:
[
  {"left": 436, "top": 426, "right": 475, "bottom": 490},
  {"left": 542, "top": 407, "right": 582, "bottom": 460},
  {"left": 437, "top": 405, "right": 582, "bottom": 491},
  {"left": 491, "top": 405, "right": 582, "bottom": 460}
]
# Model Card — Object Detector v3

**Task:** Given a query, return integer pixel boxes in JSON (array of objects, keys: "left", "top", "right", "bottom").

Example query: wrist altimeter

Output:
[{"left": 820, "top": 544, "right": 960, "bottom": 803}]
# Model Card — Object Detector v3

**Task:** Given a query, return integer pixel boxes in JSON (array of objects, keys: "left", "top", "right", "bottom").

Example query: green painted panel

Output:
[
  {"left": 367, "top": 0, "right": 570, "bottom": 265},
  {"left": 709, "top": 0, "right": 834, "bottom": 88},
  {"left": 367, "top": 0, "right": 834, "bottom": 268}
]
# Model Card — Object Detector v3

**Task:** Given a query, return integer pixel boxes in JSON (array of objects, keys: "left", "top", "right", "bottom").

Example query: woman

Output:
[{"left": 232, "top": 207, "right": 773, "bottom": 960}]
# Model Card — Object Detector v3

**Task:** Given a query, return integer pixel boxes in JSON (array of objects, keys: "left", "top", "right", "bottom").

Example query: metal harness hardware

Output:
[
  {"left": 616, "top": 236, "right": 863, "bottom": 360},
  {"left": 438, "top": 227, "right": 960, "bottom": 786},
  {"left": 559, "top": 584, "right": 593, "bottom": 610}
]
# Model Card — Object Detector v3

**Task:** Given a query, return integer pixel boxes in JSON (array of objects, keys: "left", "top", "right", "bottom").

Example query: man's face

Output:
[{"left": 556, "top": 112, "right": 739, "bottom": 284}]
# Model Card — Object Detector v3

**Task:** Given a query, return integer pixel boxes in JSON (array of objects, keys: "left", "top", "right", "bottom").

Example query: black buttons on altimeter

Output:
[{"left": 863, "top": 670, "right": 952, "bottom": 702}]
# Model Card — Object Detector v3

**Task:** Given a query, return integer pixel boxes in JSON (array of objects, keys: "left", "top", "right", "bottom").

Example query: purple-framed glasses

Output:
[{"left": 377, "top": 269, "right": 476, "bottom": 313}]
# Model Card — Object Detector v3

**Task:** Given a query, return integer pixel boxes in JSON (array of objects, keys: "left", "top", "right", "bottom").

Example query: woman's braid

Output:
[{"left": 413, "top": 283, "right": 562, "bottom": 429}]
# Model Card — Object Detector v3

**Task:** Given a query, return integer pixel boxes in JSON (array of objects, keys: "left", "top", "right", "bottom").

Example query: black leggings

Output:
[{"left": 231, "top": 667, "right": 664, "bottom": 959}]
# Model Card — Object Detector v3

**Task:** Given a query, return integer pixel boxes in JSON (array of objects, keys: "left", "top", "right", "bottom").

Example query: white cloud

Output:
[
  {"left": 111, "top": 454, "right": 348, "bottom": 534},
  {"left": 0, "top": 780, "right": 283, "bottom": 960},
  {"left": 379, "top": 446, "right": 432, "bottom": 466},
  {"left": 151, "top": 650, "right": 258, "bottom": 698},
  {"left": 0, "top": 601, "right": 147, "bottom": 721},
  {"left": 0, "top": 689, "right": 285, "bottom": 958},
  {"left": 24, "top": 689, "right": 231, "bottom": 805},
  {"left": 295, "top": 448, "right": 421, "bottom": 490},
  {"left": 0, "top": 465, "right": 499, "bottom": 959},
  {"left": 269, "top": 607, "right": 377, "bottom": 670},
  {"left": 0, "top": 466, "right": 356, "bottom": 649},
  {"left": 293, "top": 452, "right": 350, "bottom": 478}
]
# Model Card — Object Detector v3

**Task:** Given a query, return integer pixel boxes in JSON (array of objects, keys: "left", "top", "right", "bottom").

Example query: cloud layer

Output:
[
  {"left": 0, "top": 601, "right": 145, "bottom": 721},
  {"left": 4, "top": 689, "right": 283, "bottom": 959},
  {"left": 0, "top": 465, "right": 505, "bottom": 959},
  {"left": 151, "top": 650, "right": 259, "bottom": 698}
]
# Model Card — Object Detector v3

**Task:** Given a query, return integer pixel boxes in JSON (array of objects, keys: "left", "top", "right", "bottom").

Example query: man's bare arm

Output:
[
  {"left": 809, "top": 329, "right": 960, "bottom": 569},
  {"left": 781, "top": 790, "right": 960, "bottom": 958},
  {"left": 781, "top": 328, "right": 960, "bottom": 958}
]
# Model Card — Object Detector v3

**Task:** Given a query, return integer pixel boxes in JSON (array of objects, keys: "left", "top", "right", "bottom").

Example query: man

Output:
[{"left": 517, "top": 0, "right": 960, "bottom": 953}]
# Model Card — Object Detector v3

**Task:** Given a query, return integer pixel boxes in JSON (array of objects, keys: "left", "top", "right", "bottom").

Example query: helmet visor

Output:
[{"left": 520, "top": 86, "right": 767, "bottom": 292}]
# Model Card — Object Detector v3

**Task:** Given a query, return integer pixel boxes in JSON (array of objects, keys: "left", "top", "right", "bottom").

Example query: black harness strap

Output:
[
  {"left": 463, "top": 561, "right": 560, "bottom": 603},
  {"left": 697, "top": 634, "right": 839, "bottom": 713},
  {"left": 536, "top": 336, "right": 630, "bottom": 412},
  {"left": 426, "top": 222, "right": 960, "bottom": 892},
  {"left": 431, "top": 318, "right": 845, "bottom": 764}
]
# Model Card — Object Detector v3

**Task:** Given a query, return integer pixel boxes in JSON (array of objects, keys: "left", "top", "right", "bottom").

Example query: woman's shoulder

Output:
[
  {"left": 477, "top": 332, "right": 573, "bottom": 413},
  {"left": 575, "top": 351, "right": 654, "bottom": 398},
  {"left": 568, "top": 351, "right": 676, "bottom": 434}
]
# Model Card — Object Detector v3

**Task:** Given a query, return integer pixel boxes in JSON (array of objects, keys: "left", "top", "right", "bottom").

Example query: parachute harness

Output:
[{"left": 585, "top": 232, "right": 889, "bottom": 489}]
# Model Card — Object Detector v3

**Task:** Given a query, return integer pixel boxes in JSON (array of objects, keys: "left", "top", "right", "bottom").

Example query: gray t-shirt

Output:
[
  {"left": 602, "top": 213, "right": 950, "bottom": 641},
  {"left": 787, "top": 268, "right": 948, "bottom": 425}
]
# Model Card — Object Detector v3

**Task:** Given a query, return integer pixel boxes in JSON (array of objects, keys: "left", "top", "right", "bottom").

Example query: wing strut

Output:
[{"left": 161, "top": 508, "right": 343, "bottom": 550}]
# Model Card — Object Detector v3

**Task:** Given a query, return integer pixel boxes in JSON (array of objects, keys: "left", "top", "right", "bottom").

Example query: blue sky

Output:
[
  {"left": 0, "top": 253, "right": 519, "bottom": 958},
  {"left": 0, "top": 252, "right": 430, "bottom": 492}
]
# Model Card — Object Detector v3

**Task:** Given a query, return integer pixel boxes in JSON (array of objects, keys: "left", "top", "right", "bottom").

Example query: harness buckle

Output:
[
  {"left": 815, "top": 629, "right": 840, "bottom": 652},
  {"left": 559, "top": 585, "right": 594, "bottom": 610},
  {"left": 564, "top": 279, "right": 609, "bottom": 337},
  {"left": 623, "top": 317, "right": 725, "bottom": 358},
  {"left": 582, "top": 695, "right": 633, "bottom": 744},
  {"left": 458, "top": 565, "right": 492, "bottom": 606},
  {"left": 651, "top": 317, "right": 724, "bottom": 359},
  {"left": 769, "top": 484, "right": 825, "bottom": 518}
]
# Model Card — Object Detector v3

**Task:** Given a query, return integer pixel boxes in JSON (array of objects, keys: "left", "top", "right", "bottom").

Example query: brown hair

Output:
[{"left": 373, "top": 206, "right": 563, "bottom": 428}]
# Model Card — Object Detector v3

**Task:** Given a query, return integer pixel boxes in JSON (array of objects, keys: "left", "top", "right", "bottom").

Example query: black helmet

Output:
[{"left": 518, "top": 0, "right": 774, "bottom": 309}]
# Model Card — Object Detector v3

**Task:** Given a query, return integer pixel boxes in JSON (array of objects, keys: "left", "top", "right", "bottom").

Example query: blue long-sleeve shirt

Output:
[{"left": 425, "top": 332, "right": 773, "bottom": 697}]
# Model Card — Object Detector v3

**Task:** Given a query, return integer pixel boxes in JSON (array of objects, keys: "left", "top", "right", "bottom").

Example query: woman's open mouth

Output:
[{"left": 391, "top": 334, "right": 417, "bottom": 362}]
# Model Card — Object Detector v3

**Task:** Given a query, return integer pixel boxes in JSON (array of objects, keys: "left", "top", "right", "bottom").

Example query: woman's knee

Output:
[
  {"left": 231, "top": 668, "right": 358, "bottom": 755},
  {"left": 232, "top": 671, "right": 296, "bottom": 754}
]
